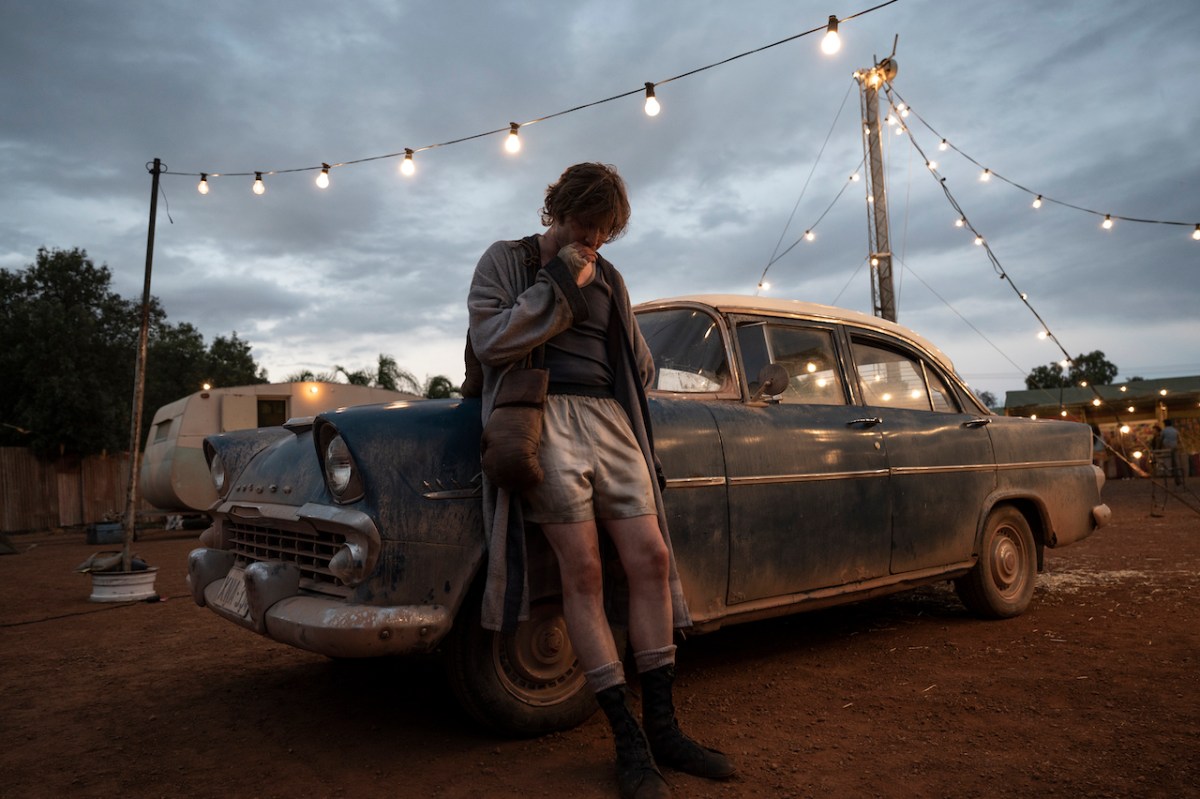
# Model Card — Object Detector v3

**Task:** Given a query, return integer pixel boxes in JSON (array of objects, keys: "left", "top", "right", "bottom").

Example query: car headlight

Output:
[
  {"left": 323, "top": 434, "right": 363, "bottom": 501},
  {"left": 210, "top": 451, "right": 227, "bottom": 494}
]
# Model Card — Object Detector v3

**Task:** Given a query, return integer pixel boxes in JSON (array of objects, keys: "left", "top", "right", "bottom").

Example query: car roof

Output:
[{"left": 634, "top": 294, "right": 957, "bottom": 376}]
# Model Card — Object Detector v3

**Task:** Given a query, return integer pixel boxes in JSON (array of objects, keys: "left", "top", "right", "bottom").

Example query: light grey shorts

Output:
[{"left": 524, "top": 394, "right": 657, "bottom": 524}]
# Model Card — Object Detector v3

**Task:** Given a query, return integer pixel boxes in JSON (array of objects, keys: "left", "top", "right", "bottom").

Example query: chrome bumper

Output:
[{"left": 188, "top": 547, "right": 451, "bottom": 657}]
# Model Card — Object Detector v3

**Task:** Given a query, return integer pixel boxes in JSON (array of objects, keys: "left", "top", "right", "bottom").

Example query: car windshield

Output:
[{"left": 637, "top": 308, "right": 730, "bottom": 393}]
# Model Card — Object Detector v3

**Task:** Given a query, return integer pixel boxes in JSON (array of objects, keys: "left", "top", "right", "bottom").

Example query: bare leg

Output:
[
  {"left": 538, "top": 519, "right": 619, "bottom": 671},
  {"left": 603, "top": 514, "right": 672, "bottom": 653}
]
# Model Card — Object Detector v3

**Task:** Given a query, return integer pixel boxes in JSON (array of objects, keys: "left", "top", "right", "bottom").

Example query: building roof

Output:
[{"left": 1005, "top": 375, "right": 1200, "bottom": 413}]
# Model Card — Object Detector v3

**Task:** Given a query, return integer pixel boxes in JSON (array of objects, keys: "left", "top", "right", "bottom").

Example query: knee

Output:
[
  {"left": 627, "top": 537, "right": 670, "bottom": 585},
  {"left": 560, "top": 554, "right": 605, "bottom": 600}
]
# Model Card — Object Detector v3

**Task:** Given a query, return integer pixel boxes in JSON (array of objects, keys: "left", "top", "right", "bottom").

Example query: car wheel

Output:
[
  {"left": 443, "top": 594, "right": 595, "bottom": 737},
  {"left": 955, "top": 505, "right": 1036, "bottom": 619}
]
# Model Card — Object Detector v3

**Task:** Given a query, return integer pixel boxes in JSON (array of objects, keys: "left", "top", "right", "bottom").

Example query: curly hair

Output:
[{"left": 539, "top": 162, "right": 631, "bottom": 242}]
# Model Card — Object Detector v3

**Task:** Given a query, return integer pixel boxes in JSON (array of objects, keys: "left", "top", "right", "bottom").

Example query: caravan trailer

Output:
[{"left": 140, "top": 382, "right": 417, "bottom": 512}]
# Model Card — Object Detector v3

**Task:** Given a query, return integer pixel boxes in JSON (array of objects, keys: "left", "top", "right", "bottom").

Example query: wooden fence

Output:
[{"left": 0, "top": 448, "right": 152, "bottom": 533}]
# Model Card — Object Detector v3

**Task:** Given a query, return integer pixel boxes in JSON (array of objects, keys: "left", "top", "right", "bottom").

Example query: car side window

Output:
[
  {"left": 736, "top": 323, "right": 847, "bottom": 405},
  {"left": 636, "top": 308, "right": 730, "bottom": 393},
  {"left": 851, "top": 337, "right": 958, "bottom": 412}
]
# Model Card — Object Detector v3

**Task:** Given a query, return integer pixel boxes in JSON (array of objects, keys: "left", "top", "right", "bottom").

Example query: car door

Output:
[
  {"left": 846, "top": 332, "right": 996, "bottom": 574},
  {"left": 715, "top": 317, "right": 891, "bottom": 605}
]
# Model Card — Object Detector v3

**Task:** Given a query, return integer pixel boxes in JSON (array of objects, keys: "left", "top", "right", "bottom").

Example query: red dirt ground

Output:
[{"left": 1, "top": 478, "right": 1197, "bottom": 799}]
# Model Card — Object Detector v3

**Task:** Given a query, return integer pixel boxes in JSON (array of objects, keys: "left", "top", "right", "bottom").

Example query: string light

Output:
[
  {"left": 400, "top": 149, "right": 415, "bottom": 176},
  {"left": 315, "top": 164, "right": 330, "bottom": 189},
  {"left": 1037, "top": 330, "right": 1048, "bottom": 340},
  {"left": 938, "top": 138, "right": 948, "bottom": 151},
  {"left": 504, "top": 123, "right": 522, "bottom": 154},
  {"left": 821, "top": 15, "right": 841, "bottom": 55},
  {"left": 252, "top": 172, "right": 265, "bottom": 195},
  {"left": 1194, "top": 224, "right": 1200, "bottom": 240},
  {"left": 643, "top": 83, "right": 660, "bottom": 117},
  {"left": 850, "top": 172, "right": 861, "bottom": 182},
  {"left": 926, "top": 159, "right": 937, "bottom": 170},
  {"left": 1032, "top": 195, "right": 1042, "bottom": 209},
  {"left": 1101, "top": 214, "right": 1113, "bottom": 229},
  {"left": 197, "top": 173, "right": 209, "bottom": 195},
  {"left": 974, "top": 234, "right": 984, "bottom": 246},
  {"left": 955, "top": 217, "right": 965, "bottom": 228},
  {"left": 805, "top": 230, "right": 815, "bottom": 241},
  {"left": 979, "top": 168, "right": 992, "bottom": 182},
  {"left": 759, "top": 280, "right": 771, "bottom": 291}
]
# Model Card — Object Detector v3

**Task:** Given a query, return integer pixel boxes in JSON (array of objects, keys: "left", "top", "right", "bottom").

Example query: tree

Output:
[
  {"left": 207, "top": 332, "right": 268, "bottom": 388},
  {"left": 423, "top": 375, "right": 459, "bottom": 399},
  {"left": 974, "top": 389, "right": 998, "bottom": 409},
  {"left": 1025, "top": 350, "right": 1119, "bottom": 390},
  {"left": 0, "top": 247, "right": 268, "bottom": 457}
]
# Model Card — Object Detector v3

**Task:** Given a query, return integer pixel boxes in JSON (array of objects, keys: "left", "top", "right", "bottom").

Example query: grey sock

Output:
[
  {"left": 633, "top": 644, "right": 677, "bottom": 673},
  {"left": 586, "top": 660, "right": 626, "bottom": 693}
]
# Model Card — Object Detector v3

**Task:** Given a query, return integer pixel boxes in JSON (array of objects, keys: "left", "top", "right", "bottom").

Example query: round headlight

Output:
[
  {"left": 324, "top": 435, "right": 354, "bottom": 496},
  {"left": 210, "top": 451, "right": 227, "bottom": 494}
]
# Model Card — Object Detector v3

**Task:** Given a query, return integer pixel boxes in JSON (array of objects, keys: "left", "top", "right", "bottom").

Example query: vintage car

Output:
[{"left": 188, "top": 295, "right": 1110, "bottom": 735}]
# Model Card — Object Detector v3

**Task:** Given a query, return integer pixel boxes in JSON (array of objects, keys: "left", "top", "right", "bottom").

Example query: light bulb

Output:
[
  {"left": 1031, "top": 414, "right": 1038, "bottom": 420},
  {"left": 643, "top": 83, "right": 660, "bottom": 117},
  {"left": 926, "top": 160, "right": 937, "bottom": 170},
  {"left": 955, "top": 217, "right": 965, "bottom": 228},
  {"left": 400, "top": 149, "right": 415, "bottom": 176},
  {"left": 1020, "top": 292, "right": 1028, "bottom": 300},
  {"left": 805, "top": 230, "right": 815, "bottom": 241},
  {"left": 1092, "top": 398, "right": 1102, "bottom": 407},
  {"left": 980, "top": 169, "right": 991, "bottom": 182},
  {"left": 1032, "top": 195, "right": 1043, "bottom": 209},
  {"left": 759, "top": 281, "right": 771, "bottom": 291},
  {"left": 253, "top": 172, "right": 265, "bottom": 195},
  {"left": 197, "top": 173, "right": 209, "bottom": 195},
  {"left": 1060, "top": 410, "right": 1068, "bottom": 417},
  {"left": 1193, "top": 224, "right": 1200, "bottom": 240},
  {"left": 939, "top": 138, "right": 948, "bottom": 151},
  {"left": 1101, "top": 214, "right": 1113, "bottom": 229},
  {"left": 1037, "top": 330, "right": 1048, "bottom": 340},
  {"left": 895, "top": 124, "right": 904, "bottom": 135},
  {"left": 1059, "top": 359, "right": 1070, "bottom": 368},
  {"left": 870, "top": 256, "right": 879, "bottom": 266},
  {"left": 821, "top": 16, "right": 841, "bottom": 55},
  {"left": 850, "top": 172, "right": 860, "bottom": 182},
  {"left": 974, "top": 235, "right": 984, "bottom": 246},
  {"left": 505, "top": 123, "right": 521, "bottom": 154},
  {"left": 1119, "top": 424, "right": 1130, "bottom": 434},
  {"left": 1080, "top": 380, "right": 1088, "bottom": 387},
  {"left": 1127, "top": 406, "right": 1135, "bottom": 413},
  {"left": 316, "top": 164, "right": 330, "bottom": 189}
]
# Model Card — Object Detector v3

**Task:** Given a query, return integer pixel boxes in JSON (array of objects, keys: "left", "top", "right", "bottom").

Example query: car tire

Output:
[
  {"left": 443, "top": 593, "right": 596, "bottom": 737},
  {"left": 955, "top": 505, "right": 1036, "bottom": 619}
]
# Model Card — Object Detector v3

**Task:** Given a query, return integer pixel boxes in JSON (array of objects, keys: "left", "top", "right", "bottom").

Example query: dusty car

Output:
[{"left": 188, "top": 295, "right": 1110, "bottom": 735}]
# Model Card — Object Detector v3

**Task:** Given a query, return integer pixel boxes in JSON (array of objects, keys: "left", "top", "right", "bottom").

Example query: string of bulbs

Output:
[
  {"left": 878, "top": 86, "right": 1185, "bottom": 440},
  {"left": 177, "top": 2, "right": 898, "bottom": 194}
]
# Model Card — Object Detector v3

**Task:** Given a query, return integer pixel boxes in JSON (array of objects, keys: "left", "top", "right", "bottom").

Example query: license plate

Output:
[{"left": 212, "top": 566, "right": 249, "bottom": 618}]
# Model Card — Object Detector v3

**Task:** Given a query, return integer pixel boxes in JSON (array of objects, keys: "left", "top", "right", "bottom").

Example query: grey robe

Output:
[{"left": 467, "top": 237, "right": 692, "bottom": 633}]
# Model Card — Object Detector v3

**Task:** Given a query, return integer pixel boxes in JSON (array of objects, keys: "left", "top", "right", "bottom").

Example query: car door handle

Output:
[
  {"left": 963, "top": 417, "right": 992, "bottom": 428},
  {"left": 847, "top": 416, "right": 883, "bottom": 427}
]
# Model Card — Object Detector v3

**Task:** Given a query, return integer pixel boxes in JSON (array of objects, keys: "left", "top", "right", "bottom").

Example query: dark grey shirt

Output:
[{"left": 543, "top": 266, "right": 614, "bottom": 394}]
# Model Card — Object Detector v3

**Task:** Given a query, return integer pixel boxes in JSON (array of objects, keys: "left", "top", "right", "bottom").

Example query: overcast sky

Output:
[{"left": 3, "top": 0, "right": 1197, "bottom": 402}]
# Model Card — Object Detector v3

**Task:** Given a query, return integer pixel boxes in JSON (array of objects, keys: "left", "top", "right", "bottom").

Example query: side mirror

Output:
[{"left": 750, "top": 363, "right": 789, "bottom": 402}]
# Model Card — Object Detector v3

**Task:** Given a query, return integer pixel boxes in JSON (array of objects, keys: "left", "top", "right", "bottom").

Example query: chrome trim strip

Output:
[
  {"left": 729, "top": 469, "right": 889, "bottom": 486},
  {"left": 664, "top": 477, "right": 727, "bottom": 488},
  {"left": 423, "top": 487, "right": 483, "bottom": 500},
  {"left": 890, "top": 464, "right": 995, "bottom": 475},
  {"left": 997, "top": 459, "right": 1090, "bottom": 470}
]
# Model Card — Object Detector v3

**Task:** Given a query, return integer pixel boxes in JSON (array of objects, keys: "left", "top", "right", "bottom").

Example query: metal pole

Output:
[{"left": 122, "top": 157, "right": 161, "bottom": 571}]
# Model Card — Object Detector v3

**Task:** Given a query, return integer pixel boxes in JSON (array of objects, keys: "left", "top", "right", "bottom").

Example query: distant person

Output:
[
  {"left": 1091, "top": 425, "right": 1106, "bottom": 468},
  {"left": 1160, "top": 419, "right": 1184, "bottom": 486}
]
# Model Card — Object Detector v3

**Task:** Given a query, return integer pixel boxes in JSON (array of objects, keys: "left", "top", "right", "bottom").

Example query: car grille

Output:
[{"left": 226, "top": 520, "right": 352, "bottom": 598}]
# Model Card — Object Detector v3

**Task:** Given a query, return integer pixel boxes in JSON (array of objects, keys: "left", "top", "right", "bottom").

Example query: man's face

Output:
[{"left": 563, "top": 218, "right": 607, "bottom": 250}]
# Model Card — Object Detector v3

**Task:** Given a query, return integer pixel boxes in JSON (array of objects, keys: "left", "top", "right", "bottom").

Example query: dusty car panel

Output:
[{"left": 189, "top": 294, "right": 1109, "bottom": 735}]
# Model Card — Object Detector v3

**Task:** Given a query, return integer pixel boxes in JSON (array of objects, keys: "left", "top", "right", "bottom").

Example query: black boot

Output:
[
  {"left": 595, "top": 685, "right": 671, "bottom": 799},
  {"left": 640, "top": 665, "right": 735, "bottom": 780}
]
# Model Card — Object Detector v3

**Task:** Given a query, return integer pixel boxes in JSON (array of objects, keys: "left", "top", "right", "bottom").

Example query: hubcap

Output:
[
  {"left": 494, "top": 602, "right": 583, "bottom": 706},
  {"left": 991, "top": 525, "right": 1025, "bottom": 597}
]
